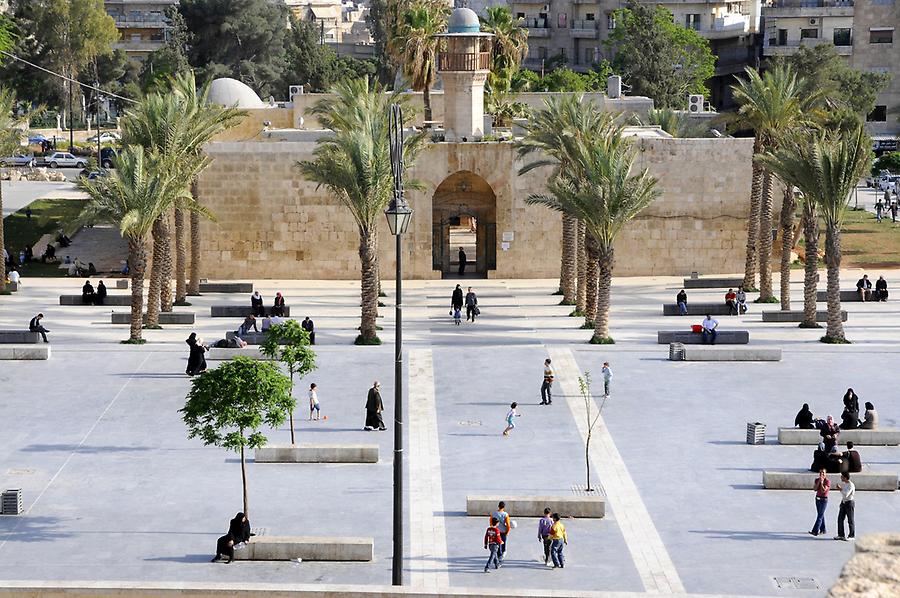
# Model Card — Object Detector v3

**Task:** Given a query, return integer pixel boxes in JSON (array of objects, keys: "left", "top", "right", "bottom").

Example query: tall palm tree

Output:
[
  {"left": 298, "top": 77, "right": 426, "bottom": 344},
  {"left": 733, "top": 66, "right": 809, "bottom": 301},
  {"left": 79, "top": 147, "right": 200, "bottom": 342},
  {"left": 576, "top": 220, "right": 586, "bottom": 314},
  {"left": 528, "top": 133, "right": 660, "bottom": 343},
  {"left": 390, "top": 2, "right": 447, "bottom": 122},
  {"left": 758, "top": 126, "right": 871, "bottom": 343},
  {"left": 480, "top": 6, "right": 528, "bottom": 72},
  {"left": 777, "top": 184, "right": 796, "bottom": 309}
]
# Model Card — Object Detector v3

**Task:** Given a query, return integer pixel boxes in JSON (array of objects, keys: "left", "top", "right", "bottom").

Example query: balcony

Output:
[
  {"left": 523, "top": 18, "right": 552, "bottom": 37},
  {"left": 763, "top": 38, "right": 854, "bottom": 55},
  {"left": 110, "top": 13, "right": 168, "bottom": 29},
  {"left": 570, "top": 20, "right": 599, "bottom": 38},
  {"left": 437, "top": 52, "right": 492, "bottom": 71},
  {"left": 763, "top": 0, "right": 854, "bottom": 16},
  {"left": 700, "top": 14, "right": 751, "bottom": 38},
  {"left": 571, "top": 0, "right": 600, "bottom": 4}
]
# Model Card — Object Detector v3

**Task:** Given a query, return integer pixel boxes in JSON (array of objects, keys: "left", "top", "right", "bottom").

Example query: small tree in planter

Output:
[
  {"left": 181, "top": 357, "right": 293, "bottom": 517},
  {"left": 577, "top": 372, "right": 608, "bottom": 492},
  {"left": 259, "top": 319, "right": 317, "bottom": 444}
]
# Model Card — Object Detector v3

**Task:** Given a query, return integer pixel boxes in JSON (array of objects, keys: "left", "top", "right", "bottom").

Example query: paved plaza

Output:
[{"left": 1, "top": 271, "right": 899, "bottom": 597}]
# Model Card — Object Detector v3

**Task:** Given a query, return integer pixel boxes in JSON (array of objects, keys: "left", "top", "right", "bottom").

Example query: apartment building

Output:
[
  {"left": 104, "top": 0, "right": 178, "bottom": 59},
  {"left": 281, "top": 0, "right": 372, "bottom": 43},
  {"left": 762, "top": 0, "right": 899, "bottom": 141}
]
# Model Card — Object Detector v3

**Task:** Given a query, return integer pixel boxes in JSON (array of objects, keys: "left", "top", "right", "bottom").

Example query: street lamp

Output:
[{"left": 385, "top": 103, "right": 411, "bottom": 586}]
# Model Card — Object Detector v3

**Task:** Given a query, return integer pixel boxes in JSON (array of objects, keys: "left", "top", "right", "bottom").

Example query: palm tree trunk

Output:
[
  {"left": 801, "top": 202, "right": 819, "bottom": 328},
  {"left": 560, "top": 213, "right": 577, "bottom": 304},
  {"left": 146, "top": 218, "right": 164, "bottom": 327},
  {"left": 575, "top": 220, "right": 586, "bottom": 314},
  {"left": 591, "top": 244, "right": 614, "bottom": 343},
  {"left": 127, "top": 237, "right": 147, "bottom": 342},
  {"left": 0, "top": 179, "right": 6, "bottom": 286},
  {"left": 823, "top": 224, "right": 846, "bottom": 342},
  {"left": 289, "top": 371, "right": 296, "bottom": 445},
  {"left": 742, "top": 139, "right": 763, "bottom": 291},
  {"left": 778, "top": 184, "right": 795, "bottom": 310},
  {"left": 584, "top": 234, "right": 599, "bottom": 326},
  {"left": 188, "top": 199, "right": 201, "bottom": 296},
  {"left": 358, "top": 229, "right": 380, "bottom": 343},
  {"left": 240, "top": 443, "right": 249, "bottom": 518},
  {"left": 159, "top": 211, "right": 174, "bottom": 312},
  {"left": 174, "top": 207, "right": 187, "bottom": 304},
  {"left": 423, "top": 87, "right": 432, "bottom": 123},
  {"left": 757, "top": 169, "right": 775, "bottom": 301}
]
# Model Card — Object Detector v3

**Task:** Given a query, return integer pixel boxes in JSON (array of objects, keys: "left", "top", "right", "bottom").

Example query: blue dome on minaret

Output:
[{"left": 447, "top": 7, "right": 481, "bottom": 34}]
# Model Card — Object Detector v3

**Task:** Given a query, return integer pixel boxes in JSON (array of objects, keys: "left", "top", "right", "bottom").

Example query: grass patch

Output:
[
  {"left": 826, "top": 209, "right": 900, "bottom": 269},
  {"left": 3, "top": 197, "right": 88, "bottom": 277},
  {"left": 579, "top": 320, "right": 595, "bottom": 329},
  {"left": 589, "top": 335, "right": 615, "bottom": 344},
  {"left": 174, "top": 300, "right": 192, "bottom": 307},
  {"left": 569, "top": 309, "right": 585, "bottom": 318},
  {"left": 120, "top": 338, "right": 146, "bottom": 345},
  {"left": 142, "top": 324, "right": 163, "bottom": 330},
  {"left": 558, "top": 298, "right": 576, "bottom": 306},
  {"left": 754, "top": 296, "right": 780, "bottom": 304},
  {"left": 357, "top": 325, "right": 384, "bottom": 331},
  {"left": 798, "top": 322, "right": 822, "bottom": 329},
  {"left": 355, "top": 335, "right": 382, "bottom": 345},
  {"left": 820, "top": 335, "right": 851, "bottom": 344},
  {"left": 551, "top": 289, "right": 564, "bottom": 296}
]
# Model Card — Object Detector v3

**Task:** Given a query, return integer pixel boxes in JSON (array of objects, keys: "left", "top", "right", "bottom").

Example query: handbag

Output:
[
  {"left": 474, "top": 306, "right": 481, "bottom": 316},
  {"left": 449, "top": 309, "right": 454, "bottom": 316}
]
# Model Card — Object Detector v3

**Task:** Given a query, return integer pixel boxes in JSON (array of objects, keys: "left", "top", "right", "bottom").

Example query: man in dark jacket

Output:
[
  {"left": 95, "top": 280, "right": 108, "bottom": 305},
  {"left": 301, "top": 316, "right": 315, "bottom": 345},
  {"left": 29, "top": 313, "right": 49, "bottom": 343},
  {"left": 365, "top": 381, "right": 386, "bottom": 431},
  {"left": 465, "top": 287, "right": 478, "bottom": 322}
]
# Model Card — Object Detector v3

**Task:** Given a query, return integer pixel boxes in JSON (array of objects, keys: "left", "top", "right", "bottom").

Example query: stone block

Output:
[
  {"left": 829, "top": 534, "right": 900, "bottom": 597},
  {"left": 225, "top": 331, "right": 291, "bottom": 345},
  {"left": 816, "top": 290, "right": 866, "bottom": 302},
  {"left": 0, "top": 344, "right": 50, "bottom": 360},
  {"left": 657, "top": 330, "right": 749, "bottom": 344},
  {"left": 231, "top": 536, "right": 373, "bottom": 561},
  {"left": 762, "top": 470, "right": 897, "bottom": 491},
  {"left": 682, "top": 277, "right": 745, "bottom": 289},
  {"left": 206, "top": 346, "right": 265, "bottom": 360},
  {"left": 255, "top": 444, "right": 379, "bottom": 463},
  {"left": 0, "top": 330, "right": 40, "bottom": 344},
  {"left": 210, "top": 306, "right": 291, "bottom": 318},
  {"left": 4, "top": 281, "right": 19, "bottom": 292},
  {"left": 777, "top": 428, "right": 900, "bottom": 446},
  {"left": 662, "top": 302, "right": 736, "bottom": 316},
  {"left": 115, "top": 279, "right": 128, "bottom": 289},
  {"left": 200, "top": 282, "right": 254, "bottom": 293},
  {"left": 466, "top": 495, "right": 605, "bottom": 519},
  {"left": 679, "top": 346, "right": 782, "bottom": 361},
  {"left": 110, "top": 312, "right": 195, "bottom": 325},
  {"left": 762, "top": 310, "right": 847, "bottom": 323},
  {"left": 59, "top": 295, "right": 131, "bottom": 306}
]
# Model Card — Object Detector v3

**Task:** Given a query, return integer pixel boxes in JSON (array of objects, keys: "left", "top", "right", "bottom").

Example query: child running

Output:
[
  {"left": 308, "top": 383, "right": 320, "bottom": 420},
  {"left": 502, "top": 402, "right": 520, "bottom": 436}
]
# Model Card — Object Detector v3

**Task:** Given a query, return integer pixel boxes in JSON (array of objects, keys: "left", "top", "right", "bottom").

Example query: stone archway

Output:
[{"left": 432, "top": 171, "right": 497, "bottom": 278}]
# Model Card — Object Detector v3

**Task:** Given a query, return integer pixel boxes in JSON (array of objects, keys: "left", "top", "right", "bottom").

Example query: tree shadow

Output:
[
  {"left": 20, "top": 444, "right": 152, "bottom": 453},
  {"left": 143, "top": 554, "right": 214, "bottom": 564},
  {"left": 0, "top": 516, "right": 73, "bottom": 542},
  {"left": 690, "top": 529, "right": 814, "bottom": 542}
]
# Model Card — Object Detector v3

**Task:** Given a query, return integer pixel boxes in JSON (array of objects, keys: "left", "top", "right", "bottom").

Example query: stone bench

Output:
[
  {"left": 466, "top": 495, "right": 605, "bottom": 519},
  {"left": 762, "top": 470, "right": 898, "bottom": 491},
  {"left": 115, "top": 279, "right": 128, "bottom": 289},
  {"left": 232, "top": 536, "right": 373, "bottom": 561},
  {"left": 777, "top": 427, "right": 900, "bottom": 446},
  {"left": 762, "top": 310, "right": 847, "bottom": 323},
  {"left": 0, "top": 345, "right": 51, "bottom": 360},
  {"left": 59, "top": 294, "right": 131, "bottom": 306},
  {"left": 683, "top": 276, "right": 744, "bottom": 289},
  {"left": 657, "top": 330, "right": 749, "bottom": 344},
  {"left": 111, "top": 312, "right": 195, "bottom": 325},
  {"left": 210, "top": 305, "right": 291, "bottom": 318},
  {"left": 4, "top": 281, "right": 19, "bottom": 292},
  {"left": 0, "top": 330, "right": 40, "bottom": 344},
  {"left": 662, "top": 303, "right": 735, "bottom": 316},
  {"left": 255, "top": 444, "right": 379, "bottom": 463},
  {"left": 816, "top": 290, "right": 866, "bottom": 302},
  {"left": 199, "top": 282, "right": 253, "bottom": 293},
  {"left": 206, "top": 346, "right": 265, "bottom": 361},
  {"left": 674, "top": 345, "right": 782, "bottom": 361}
]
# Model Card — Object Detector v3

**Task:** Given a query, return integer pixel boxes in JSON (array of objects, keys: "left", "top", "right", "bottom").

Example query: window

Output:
[
  {"left": 800, "top": 28, "right": 818, "bottom": 39},
  {"left": 870, "top": 28, "right": 894, "bottom": 43},
  {"left": 538, "top": 46, "right": 548, "bottom": 60},
  {"left": 607, "top": 14, "right": 616, "bottom": 30},
  {"left": 559, "top": 48, "right": 567, "bottom": 60},
  {"left": 516, "top": 12, "right": 525, "bottom": 20},
  {"left": 778, "top": 29, "right": 788, "bottom": 45},
  {"left": 833, "top": 28, "right": 852, "bottom": 46},
  {"left": 586, "top": 13, "right": 595, "bottom": 21},
  {"left": 685, "top": 14, "right": 701, "bottom": 30},
  {"left": 558, "top": 13, "right": 567, "bottom": 28},
  {"left": 585, "top": 47, "right": 600, "bottom": 64},
  {"left": 867, "top": 106, "right": 888, "bottom": 122}
]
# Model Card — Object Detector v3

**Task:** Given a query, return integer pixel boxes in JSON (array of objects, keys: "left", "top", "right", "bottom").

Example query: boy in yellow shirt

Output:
[{"left": 549, "top": 512, "right": 567, "bottom": 568}]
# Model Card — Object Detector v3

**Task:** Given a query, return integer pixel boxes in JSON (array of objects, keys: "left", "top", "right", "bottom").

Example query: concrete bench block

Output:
[
  {"left": 816, "top": 290, "right": 865, "bottom": 302},
  {"left": 200, "top": 282, "right": 254, "bottom": 293},
  {"left": 115, "top": 279, "right": 128, "bottom": 289},
  {"left": 0, "top": 330, "right": 40, "bottom": 344},
  {"left": 225, "top": 331, "right": 294, "bottom": 345},
  {"left": 0, "top": 345, "right": 50, "bottom": 360},
  {"left": 657, "top": 330, "right": 749, "bottom": 344},
  {"left": 683, "top": 277, "right": 744, "bottom": 289},
  {"left": 763, "top": 470, "right": 898, "bottom": 491},
  {"left": 255, "top": 444, "right": 379, "bottom": 463},
  {"left": 211, "top": 305, "right": 291, "bottom": 318},
  {"left": 777, "top": 427, "right": 900, "bottom": 446},
  {"left": 206, "top": 346, "right": 265, "bottom": 361},
  {"left": 4, "top": 282, "right": 19, "bottom": 292},
  {"left": 110, "top": 312, "right": 195, "bottom": 325},
  {"left": 466, "top": 495, "right": 605, "bottom": 519},
  {"left": 59, "top": 294, "right": 131, "bottom": 306},
  {"left": 679, "top": 346, "right": 782, "bottom": 361},
  {"left": 662, "top": 303, "right": 735, "bottom": 316},
  {"left": 762, "top": 310, "right": 847, "bottom": 323},
  {"left": 232, "top": 536, "right": 373, "bottom": 561}
]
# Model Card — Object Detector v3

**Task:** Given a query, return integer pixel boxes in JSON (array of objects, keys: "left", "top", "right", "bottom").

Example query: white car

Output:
[
  {"left": 878, "top": 175, "right": 899, "bottom": 194},
  {"left": 1, "top": 153, "right": 36, "bottom": 167},
  {"left": 86, "top": 132, "right": 121, "bottom": 143},
  {"left": 42, "top": 152, "right": 87, "bottom": 169}
]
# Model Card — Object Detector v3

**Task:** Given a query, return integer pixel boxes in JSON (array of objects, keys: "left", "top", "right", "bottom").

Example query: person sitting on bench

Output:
[
  {"left": 840, "top": 407, "right": 859, "bottom": 430},
  {"left": 29, "top": 313, "right": 49, "bottom": 343},
  {"left": 701, "top": 314, "right": 718, "bottom": 345},
  {"left": 81, "top": 280, "right": 95, "bottom": 304},
  {"left": 725, "top": 288, "right": 738, "bottom": 316},
  {"left": 874, "top": 276, "right": 888, "bottom": 302},
  {"left": 794, "top": 403, "right": 815, "bottom": 429},
  {"left": 736, "top": 287, "right": 748, "bottom": 314},
  {"left": 95, "top": 280, "right": 107, "bottom": 306},
  {"left": 250, "top": 291, "right": 265, "bottom": 317},
  {"left": 676, "top": 290, "right": 688, "bottom": 316},
  {"left": 837, "top": 441, "right": 862, "bottom": 474},
  {"left": 272, "top": 292, "right": 286, "bottom": 317},
  {"left": 820, "top": 415, "right": 840, "bottom": 452},
  {"left": 238, "top": 314, "right": 258, "bottom": 337},
  {"left": 860, "top": 402, "right": 878, "bottom": 430},
  {"left": 856, "top": 275, "right": 872, "bottom": 301}
]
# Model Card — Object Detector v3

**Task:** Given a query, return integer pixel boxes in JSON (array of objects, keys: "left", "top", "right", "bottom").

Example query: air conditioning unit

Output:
[
  {"left": 809, "top": 18, "right": 818, "bottom": 25},
  {"left": 688, "top": 94, "right": 705, "bottom": 113},
  {"left": 288, "top": 85, "right": 304, "bottom": 100}
]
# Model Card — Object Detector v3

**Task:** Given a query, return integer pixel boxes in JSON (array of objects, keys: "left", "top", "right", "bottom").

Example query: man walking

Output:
[
  {"left": 601, "top": 362, "right": 612, "bottom": 398},
  {"left": 458, "top": 247, "right": 467, "bottom": 275},
  {"left": 537, "top": 507, "right": 553, "bottom": 565},
  {"left": 29, "top": 313, "right": 49, "bottom": 343},
  {"left": 491, "top": 501, "right": 512, "bottom": 561},
  {"left": 834, "top": 472, "right": 855, "bottom": 541},
  {"left": 540, "top": 359, "right": 554, "bottom": 405},
  {"left": 483, "top": 516, "right": 504, "bottom": 572},
  {"left": 364, "top": 381, "right": 386, "bottom": 431},
  {"left": 549, "top": 512, "right": 567, "bottom": 569},
  {"left": 465, "top": 287, "right": 478, "bottom": 322}
]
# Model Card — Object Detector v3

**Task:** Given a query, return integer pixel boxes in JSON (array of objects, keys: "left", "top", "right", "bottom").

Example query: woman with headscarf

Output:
[
  {"left": 250, "top": 291, "right": 265, "bottom": 317},
  {"left": 842, "top": 389, "right": 860, "bottom": 416},
  {"left": 840, "top": 408, "right": 859, "bottom": 430},
  {"left": 794, "top": 404, "right": 815, "bottom": 429},
  {"left": 860, "top": 402, "right": 879, "bottom": 430},
  {"left": 185, "top": 333, "right": 208, "bottom": 376},
  {"left": 229, "top": 512, "right": 251, "bottom": 545},
  {"left": 272, "top": 292, "right": 286, "bottom": 317},
  {"left": 820, "top": 415, "right": 840, "bottom": 452},
  {"left": 211, "top": 533, "right": 235, "bottom": 563}
]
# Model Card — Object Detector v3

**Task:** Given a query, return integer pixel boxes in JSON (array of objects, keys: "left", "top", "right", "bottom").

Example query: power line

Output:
[{"left": 0, "top": 49, "right": 138, "bottom": 104}]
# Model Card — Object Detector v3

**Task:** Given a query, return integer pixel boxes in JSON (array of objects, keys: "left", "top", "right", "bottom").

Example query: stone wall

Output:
[
  {"left": 195, "top": 135, "right": 755, "bottom": 280},
  {"left": 851, "top": 0, "right": 900, "bottom": 137}
]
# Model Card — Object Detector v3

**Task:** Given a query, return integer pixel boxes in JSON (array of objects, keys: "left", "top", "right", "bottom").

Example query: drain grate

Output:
[
  {"left": 458, "top": 420, "right": 482, "bottom": 426},
  {"left": 773, "top": 577, "right": 820, "bottom": 590},
  {"left": 6, "top": 469, "right": 35, "bottom": 475},
  {"left": 251, "top": 527, "right": 268, "bottom": 537},
  {"left": 570, "top": 484, "right": 604, "bottom": 496}
]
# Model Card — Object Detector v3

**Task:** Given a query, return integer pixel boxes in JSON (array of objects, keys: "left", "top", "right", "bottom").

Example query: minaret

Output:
[{"left": 436, "top": 8, "right": 493, "bottom": 142}]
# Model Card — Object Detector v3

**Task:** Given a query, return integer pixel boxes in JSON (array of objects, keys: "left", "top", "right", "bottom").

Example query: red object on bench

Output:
[{"left": 691, "top": 324, "right": 702, "bottom": 333}]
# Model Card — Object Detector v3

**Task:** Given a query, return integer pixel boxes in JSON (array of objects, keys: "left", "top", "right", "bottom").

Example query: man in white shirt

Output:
[
  {"left": 701, "top": 314, "right": 718, "bottom": 345},
  {"left": 8, "top": 269, "right": 20, "bottom": 285},
  {"left": 835, "top": 472, "right": 855, "bottom": 541}
]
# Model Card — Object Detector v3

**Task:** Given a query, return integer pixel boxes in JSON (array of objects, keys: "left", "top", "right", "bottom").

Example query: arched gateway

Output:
[{"left": 431, "top": 171, "right": 497, "bottom": 278}]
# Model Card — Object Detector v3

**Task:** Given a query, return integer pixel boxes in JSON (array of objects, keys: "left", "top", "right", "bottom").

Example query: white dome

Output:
[{"left": 207, "top": 78, "right": 265, "bottom": 109}]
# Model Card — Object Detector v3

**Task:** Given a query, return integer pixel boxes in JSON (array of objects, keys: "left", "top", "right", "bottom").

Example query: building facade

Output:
[{"left": 103, "top": 0, "right": 178, "bottom": 59}]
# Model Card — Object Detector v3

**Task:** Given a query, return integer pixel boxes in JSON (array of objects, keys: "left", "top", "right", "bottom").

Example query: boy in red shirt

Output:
[{"left": 483, "top": 516, "right": 504, "bottom": 572}]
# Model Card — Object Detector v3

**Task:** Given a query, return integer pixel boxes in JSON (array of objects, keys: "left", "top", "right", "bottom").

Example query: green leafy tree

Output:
[
  {"left": 758, "top": 126, "right": 872, "bottom": 343},
  {"left": 366, "top": 0, "right": 393, "bottom": 85},
  {"left": 606, "top": 2, "right": 715, "bottom": 108},
  {"left": 139, "top": 6, "right": 190, "bottom": 92},
  {"left": 480, "top": 6, "right": 528, "bottom": 73},
  {"left": 181, "top": 357, "right": 294, "bottom": 517},
  {"left": 0, "top": 14, "right": 13, "bottom": 53},
  {"left": 390, "top": 2, "right": 447, "bottom": 122},
  {"left": 260, "top": 320, "right": 317, "bottom": 444},
  {"left": 873, "top": 152, "right": 900, "bottom": 175}
]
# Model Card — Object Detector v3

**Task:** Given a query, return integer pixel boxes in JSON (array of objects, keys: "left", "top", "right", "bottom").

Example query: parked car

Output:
[
  {"left": 100, "top": 147, "right": 117, "bottom": 169},
  {"left": 87, "top": 132, "right": 121, "bottom": 143},
  {"left": 1, "top": 152, "right": 36, "bottom": 167},
  {"left": 877, "top": 174, "right": 899, "bottom": 194},
  {"left": 27, "top": 134, "right": 47, "bottom": 144},
  {"left": 40, "top": 152, "right": 87, "bottom": 169}
]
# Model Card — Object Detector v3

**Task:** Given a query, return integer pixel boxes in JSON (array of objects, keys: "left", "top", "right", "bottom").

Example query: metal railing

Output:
[
  {"left": 768, "top": 0, "right": 853, "bottom": 7},
  {"left": 571, "top": 19, "right": 598, "bottom": 30},
  {"left": 437, "top": 52, "right": 492, "bottom": 71}
]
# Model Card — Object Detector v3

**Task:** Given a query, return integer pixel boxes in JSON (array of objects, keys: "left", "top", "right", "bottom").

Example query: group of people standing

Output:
[
  {"left": 450, "top": 284, "right": 479, "bottom": 324},
  {"left": 482, "top": 501, "right": 569, "bottom": 572}
]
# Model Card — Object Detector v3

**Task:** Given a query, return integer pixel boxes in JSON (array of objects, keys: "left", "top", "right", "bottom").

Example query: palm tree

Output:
[
  {"left": 480, "top": 6, "right": 528, "bottom": 72},
  {"left": 777, "top": 184, "right": 796, "bottom": 309},
  {"left": 733, "top": 66, "right": 809, "bottom": 301},
  {"left": 78, "top": 147, "right": 199, "bottom": 342},
  {"left": 758, "top": 126, "right": 871, "bottom": 343},
  {"left": 298, "top": 77, "right": 426, "bottom": 344},
  {"left": 390, "top": 2, "right": 447, "bottom": 122},
  {"left": 528, "top": 133, "right": 660, "bottom": 343},
  {"left": 576, "top": 220, "right": 586, "bottom": 314}
]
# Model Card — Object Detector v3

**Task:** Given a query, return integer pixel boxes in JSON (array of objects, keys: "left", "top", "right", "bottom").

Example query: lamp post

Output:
[{"left": 385, "top": 103, "right": 412, "bottom": 587}]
